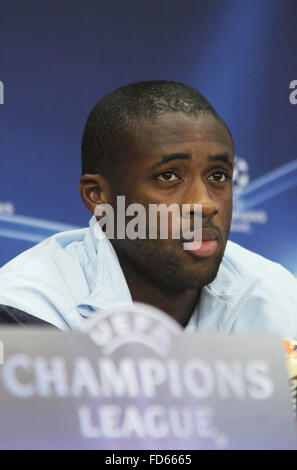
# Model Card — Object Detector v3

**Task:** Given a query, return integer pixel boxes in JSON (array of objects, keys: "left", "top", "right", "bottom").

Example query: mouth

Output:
[{"left": 182, "top": 228, "right": 219, "bottom": 258}]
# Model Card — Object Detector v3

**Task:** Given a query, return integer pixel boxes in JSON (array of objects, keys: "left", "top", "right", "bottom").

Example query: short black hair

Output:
[{"left": 81, "top": 80, "right": 233, "bottom": 177}]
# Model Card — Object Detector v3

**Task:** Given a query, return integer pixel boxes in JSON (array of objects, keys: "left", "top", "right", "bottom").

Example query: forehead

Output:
[{"left": 132, "top": 112, "right": 234, "bottom": 157}]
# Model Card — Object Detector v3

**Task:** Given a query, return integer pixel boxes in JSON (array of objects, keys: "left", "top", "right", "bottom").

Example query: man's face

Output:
[{"left": 108, "top": 112, "right": 234, "bottom": 291}]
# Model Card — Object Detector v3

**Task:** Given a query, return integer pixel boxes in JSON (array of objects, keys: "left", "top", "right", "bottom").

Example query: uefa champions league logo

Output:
[
  {"left": 232, "top": 156, "right": 250, "bottom": 194},
  {"left": 83, "top": 303, "right": 182, "bottom": 357},
  {"left": 231, "top": 155, "right": 268, "bottom": 234},
  {"left": 232, "top": 155, "right": 297, "bottom": 234}
]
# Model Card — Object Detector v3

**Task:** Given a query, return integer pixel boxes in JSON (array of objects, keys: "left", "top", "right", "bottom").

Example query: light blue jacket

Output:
[{"left": 0, "top": 216, "right": 296, "bottom": 337}]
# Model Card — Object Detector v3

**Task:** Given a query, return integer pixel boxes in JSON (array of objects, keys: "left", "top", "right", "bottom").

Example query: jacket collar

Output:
[
  {"left": 77, "top": 217, "right": 132, "bottom": 316},
  {"left": 196, "top": 254, "right": 259, "bottom": 332}
]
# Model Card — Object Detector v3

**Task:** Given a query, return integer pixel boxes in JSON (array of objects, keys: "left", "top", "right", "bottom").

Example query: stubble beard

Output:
[{"left": 111, "top": 237, "right": 225, "bottom": 293}]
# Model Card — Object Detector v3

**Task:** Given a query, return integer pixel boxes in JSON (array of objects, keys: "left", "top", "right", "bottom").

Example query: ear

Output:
[{"left": 79, "top": 173, "right": 111, "bottom": 215}]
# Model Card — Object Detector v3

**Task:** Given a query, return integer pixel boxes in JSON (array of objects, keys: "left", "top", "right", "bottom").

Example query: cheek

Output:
[
  {"left": 216, "top": 203, "right": 233, "bottom": 235},
  {"left": 143, "top": 210, "right": 180, "bottom": 240},
  {"left": 132, "top": 179, "right": 184, "bottom": 204},
  {"left": 215, "top": 188, "right": 232, "bottom": 211}
]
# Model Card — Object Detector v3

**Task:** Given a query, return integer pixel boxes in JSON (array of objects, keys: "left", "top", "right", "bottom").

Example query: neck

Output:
[{"left": 117, "top": 255, "right": 200, "bottom": 328}]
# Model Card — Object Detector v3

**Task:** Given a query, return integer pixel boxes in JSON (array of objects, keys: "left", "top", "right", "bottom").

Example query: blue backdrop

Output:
[{"left": 1, "top": 0, "right": 296, "bottom": 274}]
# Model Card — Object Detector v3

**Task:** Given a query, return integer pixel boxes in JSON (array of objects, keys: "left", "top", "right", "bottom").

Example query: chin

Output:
[
  {"left": 178, "top": 251, "right": 223, "bottom": 290},
  {"left": 153, "top": 258, "right": 221, "bottom": 292}
]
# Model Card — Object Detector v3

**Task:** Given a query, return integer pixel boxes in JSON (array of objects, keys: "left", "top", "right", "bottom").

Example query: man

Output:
[{"left": 0, "top": 80, "right": 296, "bottom": 336}]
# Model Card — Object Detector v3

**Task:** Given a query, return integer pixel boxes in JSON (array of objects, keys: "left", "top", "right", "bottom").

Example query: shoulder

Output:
[
  {"left": 0, "top": 225, "right": 91, "bottom": 327},
  {"left": 223, "top": 240, "right": 297, "bottom": 295},
  {"left": 220, "top": 241, "right": 297, "bottom": 336},
  {"left": 0, "top": 226, "right": 89, "bottom": 273}
]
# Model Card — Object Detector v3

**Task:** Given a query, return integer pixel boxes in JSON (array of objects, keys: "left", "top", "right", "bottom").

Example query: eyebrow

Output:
[
  {"left": 150, "top": 153, "right": 190, "bottom": 170},
  {"left": 207, "top": 154, "right": 234, "bottom": 170},
  {"left": 150, "top": 152, "right": 233, "bottom": 170}
]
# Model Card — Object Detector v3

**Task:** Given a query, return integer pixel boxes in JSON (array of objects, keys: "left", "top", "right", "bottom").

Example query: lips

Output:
[{"left": 182, "top": 228, "right": 219, "bottom": 258}]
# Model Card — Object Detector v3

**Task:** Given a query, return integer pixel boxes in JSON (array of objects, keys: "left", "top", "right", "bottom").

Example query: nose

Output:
[{"left": 183, "top": 179, "right": 218, "bottom": 219}]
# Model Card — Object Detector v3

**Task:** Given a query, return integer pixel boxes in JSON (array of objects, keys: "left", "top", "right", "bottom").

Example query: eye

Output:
[
  {"left": 208, "top": 171, "right": 229, "bottom": 182},
  {"left": 156, "top": 171, "right": 179, "bottom": 182}
]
